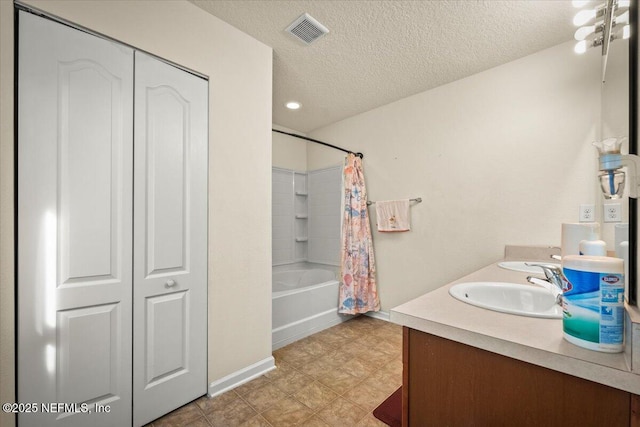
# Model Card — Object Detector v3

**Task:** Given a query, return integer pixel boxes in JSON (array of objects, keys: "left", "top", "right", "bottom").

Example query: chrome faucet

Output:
[{"left": 525, "top": 263, "right": 565, "bottom": 305}]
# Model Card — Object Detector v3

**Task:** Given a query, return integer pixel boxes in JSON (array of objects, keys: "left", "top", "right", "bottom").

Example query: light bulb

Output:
[
  {"left": 612, "top": 24, "right": 632, "bottom": 40},
  {"left": 285, "top": 101, "right": 301, "bottom": 110},
  {"left": 574, "top": 40, "right": 588, "bottom": 54},
  {"left": 574, "top": 25, "right": 596, "bottom": 40},
  {"left": 574, "top": 9, "right": 597, "bottom": 26},
  {"left": 572, "top": 0, "right": 591, "bottom": 7},
  {"left": 615, "top": 10, "right": 630, "bottom": 25}
]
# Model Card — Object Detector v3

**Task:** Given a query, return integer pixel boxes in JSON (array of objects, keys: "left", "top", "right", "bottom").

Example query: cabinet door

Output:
[
  {"left": 133, "top": 52, "right": 208, "bottom": 426},
  {"left": 405, "top": 329, "right": 631, "bottom": 426},
  {"left": 18, "top": 11, "right": 133, "bottom": 427}
]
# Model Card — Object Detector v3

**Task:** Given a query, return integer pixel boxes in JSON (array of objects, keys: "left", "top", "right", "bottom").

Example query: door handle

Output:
[{"left": 165, "top": 279, "right": 176, "bottom": 288}]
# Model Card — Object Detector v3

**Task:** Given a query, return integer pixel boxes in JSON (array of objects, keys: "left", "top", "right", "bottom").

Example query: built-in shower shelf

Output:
[
  {"left": 295, "top": 214, "right": 308, "bottom": 219},
  {"left": 295, "top": 191, "right": 308, "bottom": 196},
  {"left": 295, "top": 237, "right": 308, "bottom": 242}
]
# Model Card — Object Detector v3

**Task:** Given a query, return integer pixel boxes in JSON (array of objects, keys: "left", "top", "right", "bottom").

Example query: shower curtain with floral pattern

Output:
[{"left": 339, "top": 153, "right": 380, "bottom": 314}]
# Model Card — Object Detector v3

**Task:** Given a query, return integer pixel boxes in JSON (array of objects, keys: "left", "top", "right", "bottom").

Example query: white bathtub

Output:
[{"left": 272, "top": 263, "right": 350, "bottom": 350}]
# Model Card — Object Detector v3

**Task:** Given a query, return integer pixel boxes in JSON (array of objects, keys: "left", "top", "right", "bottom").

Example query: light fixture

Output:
[
  {"left": 573, "top": 7, "right": 604, "bottom": 26},
  {"left": 285, "top": 101, "right": 301, "bottom": 110},
  {"left": 574, "top": 38, "right": 604, "bottom": 54},
  {"left": 611, "top": 24, "right": 632, "bottom": 41},
  {"left": 573, "top": 0, "right": 631, "bottom": 56},
  {"left": 572, "top": 0, "right": 592, "bottom": 8}
]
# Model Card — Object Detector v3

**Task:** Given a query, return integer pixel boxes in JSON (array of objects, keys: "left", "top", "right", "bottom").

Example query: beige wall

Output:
[
  {"left": 271, "top": 125, "right": 345, "bottom": 172},
  {"left": 272, "top": 126, "right": 307, "bottom": 171},
  {"left": 1, "top": 1, "right": 272, "bottom": 424},
  {"left": 272, "top": 131, "right": 345, "bottom": 171},
  {"left": 307, "top": 143, "right": 345, "bottom": 171},
  {"left": 0, "top": 2, "right": 16, "bottom": 426},
  {"left": 308, "top": 41, "right": 603, "bottom": 312}
]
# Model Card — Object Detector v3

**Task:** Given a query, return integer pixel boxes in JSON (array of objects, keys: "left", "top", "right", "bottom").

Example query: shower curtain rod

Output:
[{"left": 272, "top": 129, "right": 364, "bottom": 159}]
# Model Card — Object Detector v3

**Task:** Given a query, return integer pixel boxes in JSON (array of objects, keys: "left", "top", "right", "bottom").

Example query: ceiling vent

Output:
[{"left": 285, "top": 13, "right": 329, "bottom": 45}]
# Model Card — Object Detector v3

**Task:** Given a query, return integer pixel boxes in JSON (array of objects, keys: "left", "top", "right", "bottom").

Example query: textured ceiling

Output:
[{"left": 190, "top": 0, "right": 579, "bottom": 133}]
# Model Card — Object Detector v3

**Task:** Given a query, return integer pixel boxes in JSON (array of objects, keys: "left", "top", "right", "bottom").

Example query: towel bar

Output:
[{"left": 367, "top": 197, "right": 422, "bottom": 206}]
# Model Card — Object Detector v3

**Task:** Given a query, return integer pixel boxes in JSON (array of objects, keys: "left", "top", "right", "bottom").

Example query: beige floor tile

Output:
[
  {"left": 183, "top": 417, "right": 213, "bottom": 427},
  {"left": 204, "top": 396, "right": 260, "bottom": 427},
  {"left": 294, "top": 336, "right": 335, "bottom": 358},
  {"left": 303, "top": 356, "right": 338, "bottom": 379},
  {"left": 346, "top": 340, "right": 376, "bottom": 356},
  {"left": 235, "top": 375, "right": 272, "bottom": 396},
  {"left": 261, "top": 397, "right": 314, "bottom": 427},
  {"left": 331, "top": 324, "right": 362, "bottom": 340},
  {"left": 312, "top": 329, "right": 353, "bottom": 348},
  {"left": 239, "top": 414, "right": 273, "bottom": 427},
  {"left": 317, "top": 368, "right": 362, "bottom": 395},
  {"left": 263, "top": 360, "right": 296, "bottom": 381},
  {"left": 374, "top": 326, "right": 403, "bottom": 339},
  {"left": 343, "top": 385, "right": 393, "bottom": 413},
  {"left": 153, "top": 402, "right": 204, "bottom": 427},
  {"left": 242, "top": 382, "right": 288, "bottom": 413},
  {"left": 344, "top": 318, "right": 379, "bottom": 334},
  {"left": 356, "top": 412, "right": 390, "bottom": 426},
  {"left": 378, "top": 363, "right": 402, "bottom": 384},
  {"left": 372, "top": 339, "right": 401, "bottom": 356},
  {"left": 359, "top": 374, "right": 401, "bottom": 397},
  {"left": 380, "top": 358, "right": 402, "bottom": 375},
  {"left": 362, "top": 347, "right": 395, "bottom": 368},
  {"left": 340, "top": 356, "right": 376, "bottom": 379},
  {"left": 271, "top": 369, "right": 314, "bottom": 395},
  {"left": 300, "top": 415, "right": 332, "bottom": 426},
  {"left": 196, "top": 391, "right": 239, "bottom": 414},
  {"left": 315, "top": 397, "right": 367, "bottom": 427},
  {"left": 150, "top": 316, "right": 404, "bottom": 427},
  {"left": 274, "top": 345, "right": 318, "bottom": 368},
  {"left": 293, "top": 381, "right": 338, "bottom": 411},
  {"left": 319, "top": 349, "right": 354, "bottom": 368}
]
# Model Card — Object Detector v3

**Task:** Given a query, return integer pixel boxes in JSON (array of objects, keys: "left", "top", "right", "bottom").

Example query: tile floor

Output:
[{"left": 147, "top": 316, "right": 402, "bottom": 427}]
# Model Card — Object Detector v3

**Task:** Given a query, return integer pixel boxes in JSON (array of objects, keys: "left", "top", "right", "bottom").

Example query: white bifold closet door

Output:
[
  {"left": 18, "top": 11, "right": 207, "bottom": 427},
  {"left": 133, "top": 51, "right": 208, "bottom": 427},
  {"left": 18, "top": 11, "right": 134, "bottom": 427}
]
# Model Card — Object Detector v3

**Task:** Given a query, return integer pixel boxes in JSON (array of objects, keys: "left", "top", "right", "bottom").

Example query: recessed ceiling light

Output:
[{"left": 286, "top": 101, "right": 301, "bottom": 110}]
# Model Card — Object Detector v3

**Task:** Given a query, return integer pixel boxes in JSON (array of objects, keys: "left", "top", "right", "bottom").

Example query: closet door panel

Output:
[
  {"left": 133, "top": 51, "right": 208, "bottom": 427},
  {"left": 60, "top": 61, "right": 117, "bottom": 281},
  {"left": 145, "top": 87, "right": 188, "bottom": 275},
  {"left": 18, "top": 12, "right": 133, "bottom": 427},
  {"left": 144, "top": 292, "right": 189, "bottom": 384},
  {"left": 57, "top": 304, "right": 121, "bottom": 404}
]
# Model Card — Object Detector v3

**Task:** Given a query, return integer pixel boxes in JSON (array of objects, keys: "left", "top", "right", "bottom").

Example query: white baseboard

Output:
[
  {"left": 207, "top": 356, "right": 276, "bottom": 398},
  {"left": 365, "top": 310, "right": 390, "bottom": 322}
]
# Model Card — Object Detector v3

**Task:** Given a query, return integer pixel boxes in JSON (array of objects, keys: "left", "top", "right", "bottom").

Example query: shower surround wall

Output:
[
  {"left": 272, "top": 168, "right": 307, "bottom": 264},
  {"left": 308, "top": 166, "right": 342, "bottom": 265},
  {"left": 272, "top": 166, "right": 341, "bottom": 266},
  {"left": 271, "top": 165, "right": 344, "bottom": 349}
]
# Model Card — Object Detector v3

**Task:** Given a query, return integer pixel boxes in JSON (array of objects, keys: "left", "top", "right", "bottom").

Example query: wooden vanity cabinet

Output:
[{"left": 403, "top": 327, "right": 640, "bottom": 426}]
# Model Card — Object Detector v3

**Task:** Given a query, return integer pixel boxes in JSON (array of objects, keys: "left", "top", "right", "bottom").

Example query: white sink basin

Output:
[
  {"left": 498, "top": 261, "right": 560, "bottom": 274},
  {"left": 449, "top": 282, "right": 562, "bottom": 319}
]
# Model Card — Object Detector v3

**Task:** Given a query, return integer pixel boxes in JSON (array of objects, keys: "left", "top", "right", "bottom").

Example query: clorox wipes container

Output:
[{"left": 561, "top": 255, "right": 624, "bottom": 353}]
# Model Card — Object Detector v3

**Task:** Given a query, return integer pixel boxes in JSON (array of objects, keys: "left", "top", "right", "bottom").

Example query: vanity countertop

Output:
[{"left": 390, "top": 260, "right": 640, "bottom": 395}]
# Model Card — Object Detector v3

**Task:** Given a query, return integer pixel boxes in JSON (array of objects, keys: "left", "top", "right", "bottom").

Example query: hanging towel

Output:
[{"left": 375, "top": 200, "right": 411, "bottom": 232}]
